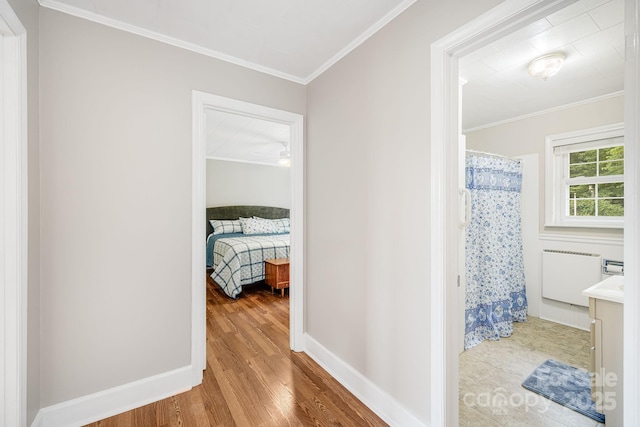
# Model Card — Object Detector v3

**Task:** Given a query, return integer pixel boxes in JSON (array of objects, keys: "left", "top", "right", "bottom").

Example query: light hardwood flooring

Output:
[
  {"left": 459, "top": 316, "right": 605, "bottom": 427},
  {"left": 84, "top": 278, "right": 387, "bottom": 426}
]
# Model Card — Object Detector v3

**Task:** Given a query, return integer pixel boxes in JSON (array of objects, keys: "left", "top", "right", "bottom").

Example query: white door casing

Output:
[
  {"left": 430, "top": 0, "right": 640, "bottom": 425},
  {"left": 191, "top": 92, "right": 305, "bottom": 372},
  {"left": 0, "top": 0, "right": 28, "bottom": 425}
]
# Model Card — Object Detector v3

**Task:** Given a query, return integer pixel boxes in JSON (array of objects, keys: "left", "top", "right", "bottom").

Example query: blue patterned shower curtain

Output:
[{"left": 464, "top": 154, "right": 528, "bottom": 350}]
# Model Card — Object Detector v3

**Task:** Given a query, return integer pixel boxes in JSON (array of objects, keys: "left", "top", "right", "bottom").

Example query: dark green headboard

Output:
[{"left": 206, "top": 205, "right": 290, "bottom": 236}]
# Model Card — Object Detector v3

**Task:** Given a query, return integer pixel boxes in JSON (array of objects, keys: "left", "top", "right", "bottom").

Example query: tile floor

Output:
[{"left": 459, "top": 316, "right": 606, "bottom": 426}]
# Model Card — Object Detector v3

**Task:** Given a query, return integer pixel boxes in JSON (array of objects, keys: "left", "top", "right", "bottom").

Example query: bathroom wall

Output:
[
  {"left": 466, "top": 95, "right": 624, "bottom": 330},
  {"left": 465, "top": 93, "right": 624, "bottom": 240},
  {"left": 537, "top": 236, "right": 623, "bottom": 330}
]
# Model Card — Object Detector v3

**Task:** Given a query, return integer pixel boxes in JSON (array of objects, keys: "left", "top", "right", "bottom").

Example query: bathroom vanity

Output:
[{"left": 582, "top": 276, "right": 624, "bottom": 426}]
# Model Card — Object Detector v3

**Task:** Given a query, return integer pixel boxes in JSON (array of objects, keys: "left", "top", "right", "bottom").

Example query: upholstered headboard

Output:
[{"left": 206, "top": 205, "right": 290, "bottom": 236}]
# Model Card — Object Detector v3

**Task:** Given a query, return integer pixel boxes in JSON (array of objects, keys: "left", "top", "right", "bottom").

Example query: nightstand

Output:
[{"left": 264, "top": 258, "right": 289, "bottom": 297}]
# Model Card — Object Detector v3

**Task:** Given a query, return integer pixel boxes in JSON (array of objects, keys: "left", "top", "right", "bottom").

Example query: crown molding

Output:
[
  {"left": 464, "top": 91, "right": 625, "bottom": 133},
  {"left": 38, "top": 0, "right": 417, "bottom": 85},
  {"left": 305, "top": 0, "right": 417, "bottom": 83},
  {"left": 37, "top": 0, "right": 307, "bottom": 84}
]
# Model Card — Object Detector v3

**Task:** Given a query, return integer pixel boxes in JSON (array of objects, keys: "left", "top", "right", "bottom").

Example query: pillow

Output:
[
  {"left": 253, "top": 217, "right": 290, "bottom": 233},
  {"left": 270, "top": 218, "right": 290, "bottom": 233},
  {"left": 241, "top": 217, "right": 289, "bottom": 235},
  {"left": 209, "top": 219, "right": 243, "bottom": 235},
  {"left": 238, "top": 217, "right": 252, "bottom": 233}
]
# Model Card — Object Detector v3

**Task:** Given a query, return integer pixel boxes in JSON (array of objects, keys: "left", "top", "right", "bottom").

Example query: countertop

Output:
[{"left": 582, "top": 275, "right": 624, "bottom": 304}]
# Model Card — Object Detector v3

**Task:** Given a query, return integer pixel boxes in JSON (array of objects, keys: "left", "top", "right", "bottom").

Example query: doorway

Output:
[
  {"left": 0, "top": 0, "right": 28, "bottom": 424},
  {"left": 429, "top": 0, "right": 640, "bottom": 425},
  {"left": 191, "top": 92, "right": 305, "bottom": 374}
]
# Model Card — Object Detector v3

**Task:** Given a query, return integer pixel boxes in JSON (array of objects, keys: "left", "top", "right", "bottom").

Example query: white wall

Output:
[
  {"left": 465, "top": 94, "right": 625, "bottom": 239},
  {"left": 7, "top": 0, "right": 41, "bottom": 424},
  {"left": 40, "top": 1, "right": 619, "bottom": 424},
  {"left": 38, "top": 8, "right": 305, "bottom": 409},
  {"left": 206, "top": 160, "right": 290, "bottom": 209},
  {"left": 305, "top": 0, "right": 502, "bottom": 423},
  {"left": 537, "top": 235, "right": 623, "bottom": 330},
  {"left": 518, "top": 154, "right": 541, "bottom": 317},
  {"left": 466, "top": 95, "right": 625, "bottom": 329}
]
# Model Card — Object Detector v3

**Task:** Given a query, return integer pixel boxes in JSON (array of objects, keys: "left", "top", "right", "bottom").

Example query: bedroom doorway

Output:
[
  {"left": 192, "top": 92, "right": 305, "bottom": 372},
  {"left": 430, "top": 0, "right": 640, "bottom": 425}
]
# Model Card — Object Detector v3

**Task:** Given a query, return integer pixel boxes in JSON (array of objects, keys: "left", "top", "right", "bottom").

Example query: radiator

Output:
[{"left": 541, "top": 250, "right": 602, "bottom": 307}]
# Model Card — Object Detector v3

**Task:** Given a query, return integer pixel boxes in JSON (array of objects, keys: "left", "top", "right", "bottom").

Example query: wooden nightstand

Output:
[{"left": 264, "top": 258, "right": 289, "bottom": 297}]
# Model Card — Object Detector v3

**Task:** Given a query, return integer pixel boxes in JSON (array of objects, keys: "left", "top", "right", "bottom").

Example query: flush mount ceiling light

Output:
[
  {"left": 278, "top": 151, "right": 291, "bottom": 167},
  {"left": 277, "top": 141, "right": 291, "bottom": 167},
  {"left": 527, "top": 53, "right": 566, "bottom": 80}
]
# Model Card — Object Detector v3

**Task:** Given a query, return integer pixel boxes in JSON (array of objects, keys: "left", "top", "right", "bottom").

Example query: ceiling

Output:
[
  {"left": 39, "top": 0, "right": 415, "bottom": 84},
  {"left": 206, "top": 110, "right": 290, "bottom": 167},
  {"left": 460, "top": 0, "right": 624, "bottom": 130},
  {"left": 40, "top": 0, "right": 625, "bottom": 156}
]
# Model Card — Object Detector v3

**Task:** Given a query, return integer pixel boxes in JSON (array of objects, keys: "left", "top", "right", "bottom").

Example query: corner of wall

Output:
[
  {"left": 303, "top": 333, "right": 427, "bottom": 427},
  {"left": 31, "top": 365, "right": 199, "bottom": 427}
]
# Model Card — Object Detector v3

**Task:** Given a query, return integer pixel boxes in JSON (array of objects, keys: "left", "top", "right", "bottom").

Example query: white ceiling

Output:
[
  {"left": 39, "top": 0, "right": 415, "bottom": 83},
  {"left": 41, "top": 0, "right": 625, "bottom": 156},
  {"left": 460, "top": 0, "right": 624, "bottom": 130},
  {"left": 206, "top": 110, "right": 290, "bottom": 166}
]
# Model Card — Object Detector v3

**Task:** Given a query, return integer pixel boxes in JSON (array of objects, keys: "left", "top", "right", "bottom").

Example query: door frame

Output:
[
  {"left": 429, "top": 0, "right": 640, "bottom": 424},
  {"left": 0, "top": 0, "right": 28, "bottom": 425},
  {"left": 191, "top": 91, "right": 305, "bottom": 374}
]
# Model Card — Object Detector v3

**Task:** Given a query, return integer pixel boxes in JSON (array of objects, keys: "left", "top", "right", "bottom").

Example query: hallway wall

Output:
[{"left": 38, "top": 7, "right": 305, "bottom": 408}]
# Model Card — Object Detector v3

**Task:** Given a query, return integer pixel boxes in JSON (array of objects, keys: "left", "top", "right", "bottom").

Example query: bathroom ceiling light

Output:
[
  {"left": 527, "top": 53, "right": 566, "bottom": 80},
  {"left": 278, "top": 150, "right": 291, "bottom": 167}
]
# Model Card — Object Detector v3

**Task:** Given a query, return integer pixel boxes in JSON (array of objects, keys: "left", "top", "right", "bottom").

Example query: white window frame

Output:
[{"left": 545, "top": 123, "right": 625, "bottom": 229}]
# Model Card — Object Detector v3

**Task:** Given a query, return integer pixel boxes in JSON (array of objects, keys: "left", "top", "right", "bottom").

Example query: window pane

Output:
[
  {"left": 569, "top": 184, "right": 594, "bottom": 198},
  {"left": 570, "top": 163, "right": 597, "bottom": 178},
  {"left": 598, "top": 199, "right": 624, "bottom": 217},
  {"left": 599, "top": 160, "right": 624, "bottom": 176},
  {"left": 569, "top": 199, "right": 595, "bottom": 216},
  {"left": 599, "top": 146, "right": 624, "bottom": 161},
  {"left": 598, "top": 182, "right": 624, "bottom": 198},
  {"left": 570, "top": 150, "right": 597, "bottom": 164}
]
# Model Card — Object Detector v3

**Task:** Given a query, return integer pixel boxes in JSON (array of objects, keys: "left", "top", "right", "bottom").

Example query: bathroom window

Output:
[{"left": 545, "top": 124, "right": 624, "bottom": 228}]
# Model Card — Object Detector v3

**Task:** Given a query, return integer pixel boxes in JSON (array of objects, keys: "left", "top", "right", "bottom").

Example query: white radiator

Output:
[{"left": 541, "top": 250, "right": 602, "bottom": 307}]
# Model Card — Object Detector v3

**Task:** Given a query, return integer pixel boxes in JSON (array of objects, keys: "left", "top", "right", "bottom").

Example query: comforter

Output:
[{"left": 208, "top": 234, "right": 290, "bottom": 298}]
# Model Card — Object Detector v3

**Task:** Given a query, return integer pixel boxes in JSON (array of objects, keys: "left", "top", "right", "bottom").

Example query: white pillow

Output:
[
  {"left": 209, "top": 219, "right": 243, "bottom": 235},
  {"left": 253, "top": 217, "right": 290, "bottom": 233},
  {"left": 242, "top": 217, "right": 282, "bottom": 235},
  {"left": 270, "top": 218, "right": 290, "bottom": 233}
]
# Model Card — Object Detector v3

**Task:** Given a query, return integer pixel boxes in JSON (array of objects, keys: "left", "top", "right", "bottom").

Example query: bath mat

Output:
[{"left": 521, "top": 359, "right": 605, "bottom": 423}]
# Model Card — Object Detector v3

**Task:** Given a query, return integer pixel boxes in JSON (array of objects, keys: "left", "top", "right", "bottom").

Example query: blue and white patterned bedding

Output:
[{"left": 208, "top": 234, "right": 290, "bottom": 298}]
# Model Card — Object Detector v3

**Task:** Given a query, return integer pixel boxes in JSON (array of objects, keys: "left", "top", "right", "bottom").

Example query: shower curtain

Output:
[{"left": 464, "top": 154, "right": 527, "bottom": 350}]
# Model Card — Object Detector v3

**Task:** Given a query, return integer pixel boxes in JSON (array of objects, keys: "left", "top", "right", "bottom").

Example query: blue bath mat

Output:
[{"left": 521, "top": 359, "right": 605, "bottom": 423}]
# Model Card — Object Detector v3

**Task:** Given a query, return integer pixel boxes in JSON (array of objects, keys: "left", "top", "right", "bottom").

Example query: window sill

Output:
[{"left": 544, "top": 221, "right": 624, "bottom": 229}]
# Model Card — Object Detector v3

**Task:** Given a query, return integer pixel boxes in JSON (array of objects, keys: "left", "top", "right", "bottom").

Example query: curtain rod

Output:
[{"left": 466, "top": 149, "right": 521, "bottom": 163}]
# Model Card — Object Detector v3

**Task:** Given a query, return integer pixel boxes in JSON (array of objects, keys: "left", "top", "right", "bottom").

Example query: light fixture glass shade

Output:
[
  {"left": 528, "top": 53, "right": 565, "bottom": 80},
  {"left": 278, "top": 150, "right": 291, "bottom": 167}
]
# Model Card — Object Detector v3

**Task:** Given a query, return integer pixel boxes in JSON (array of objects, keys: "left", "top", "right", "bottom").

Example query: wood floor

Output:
[{"left": 85, "top": 277, "right": 387, "bottom": 427}]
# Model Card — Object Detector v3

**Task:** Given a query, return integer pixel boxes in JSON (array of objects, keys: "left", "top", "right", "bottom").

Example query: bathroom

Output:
[
  {"left": 459, "top": 104, "right": 624, "bottom": 426},
  {"left": 462, "top": 104, "right": 624, "bottom": 333},
  {"left": 457, "top": 0, "right": 624, "bottom": 425}
]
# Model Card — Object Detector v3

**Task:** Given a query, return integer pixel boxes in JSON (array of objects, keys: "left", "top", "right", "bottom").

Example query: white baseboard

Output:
[
  {"left": 303, "top": 334, "right": 426, "bottom": 427},
  {"left": 32, "top": 365, "right": 201, "bottom": 427},
  {"left": 32, "top": 340, "right": 423, "bottom": 427},
  {"left": 540, "top": 297, "right": 591, "bottom": 331}
]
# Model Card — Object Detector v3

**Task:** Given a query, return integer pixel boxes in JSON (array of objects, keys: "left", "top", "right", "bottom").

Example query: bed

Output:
[{"left": 206, "top": 205, "right": 290, "bottom": 299}]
